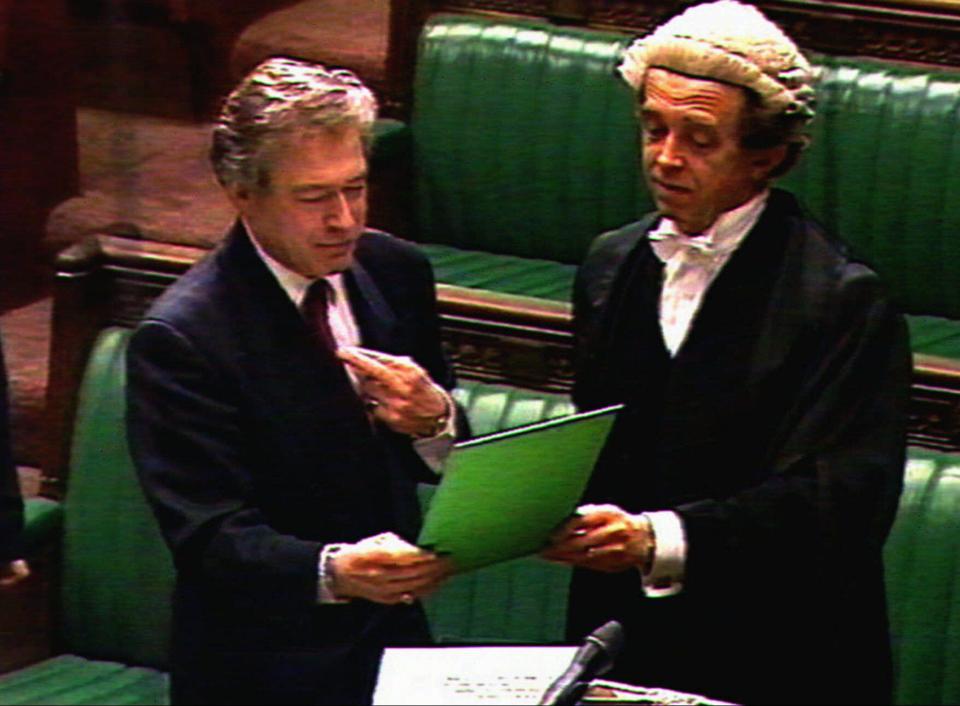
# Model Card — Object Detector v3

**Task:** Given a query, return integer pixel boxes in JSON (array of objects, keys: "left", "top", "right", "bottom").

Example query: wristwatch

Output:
[{"left": 415, "top": 390, "right": 452, "bottom": 439}]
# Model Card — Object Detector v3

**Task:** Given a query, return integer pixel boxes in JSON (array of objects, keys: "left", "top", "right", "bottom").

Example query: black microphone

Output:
[{"left": 538, "top": 621, "right": 625, "bottom": 705}]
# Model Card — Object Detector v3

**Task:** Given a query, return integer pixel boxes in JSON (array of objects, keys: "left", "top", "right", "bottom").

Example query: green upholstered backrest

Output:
[
  {"left": 412, "top": 16, "right": 960, "bottom": 319},
  {"left": 884, "top": 448, "right": 960, "bottom": 705},
  {"left": 782, "top": 56, "right": 960, "bottom": 319},
  {"left": 60, "top": 327, "right": 174, "bottom": 669},
  {"left": 412, "top": 15, "right": 646, "bottom": 265}
]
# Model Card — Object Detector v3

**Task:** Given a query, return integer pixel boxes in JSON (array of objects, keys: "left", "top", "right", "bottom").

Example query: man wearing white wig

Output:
[{"left": 545, "top": 2, "right": 909, "bottom": 703}]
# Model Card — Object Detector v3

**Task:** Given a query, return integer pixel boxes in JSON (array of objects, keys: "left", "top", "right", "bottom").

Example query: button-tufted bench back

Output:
[{"left": 782, "top": 57, "right": 960, "bottom": 321}]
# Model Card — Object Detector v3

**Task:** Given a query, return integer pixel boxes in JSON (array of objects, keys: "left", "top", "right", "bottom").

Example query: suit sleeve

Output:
[
  {"left": 677, "top": 265, "right": 910, "bottom": 589},
  {"left": 126, "top": 321, "right": 322, "bottom": 606},
  {"left": 0, "top": 336, "right": 23, "bottom": 562}
]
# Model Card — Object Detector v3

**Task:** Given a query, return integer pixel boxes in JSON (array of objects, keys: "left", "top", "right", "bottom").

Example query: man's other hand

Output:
[
  {"left": 0, "top": 559, "right": 30, "bottom": 588},
  {"left": 329, "top": 532, "right": 451, "bottom": 605},
  {"left": 338, "top": 347, "right": 449, "bottom": 437},
  {"left": 542, "top": 504, "right": 653, "bottom": 573}
]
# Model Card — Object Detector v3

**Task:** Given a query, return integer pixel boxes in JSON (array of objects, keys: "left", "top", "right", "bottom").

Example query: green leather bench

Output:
[
  {"left": 404, "top": 14, "right": 960, "bottom": 364},
  {"left": 3, "top": 328, "right": 959, "bottom": 704}
]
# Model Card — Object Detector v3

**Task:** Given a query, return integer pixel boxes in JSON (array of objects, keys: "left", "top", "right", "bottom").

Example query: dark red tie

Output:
[{"left": 301, "top": 278, "right": 337, "bottom": 353}]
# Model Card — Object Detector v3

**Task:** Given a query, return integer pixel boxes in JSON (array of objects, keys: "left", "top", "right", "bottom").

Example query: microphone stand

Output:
[{"left": 539, "top": 621, "right": 624, "bottom": 706}]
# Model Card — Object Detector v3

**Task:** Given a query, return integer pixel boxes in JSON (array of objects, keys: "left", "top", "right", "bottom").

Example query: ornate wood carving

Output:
[
  {"left": 910, "top": 356, "right": 960, "bottom": 451},
  {"left": 587, "top": 1, "right": 668, "bottom": 32},
  {"left": 439, "top": 0, "right": 552, "bottom": 15},
  {"left": 437, "top": 284, "right": 575, "bottom": 391}
]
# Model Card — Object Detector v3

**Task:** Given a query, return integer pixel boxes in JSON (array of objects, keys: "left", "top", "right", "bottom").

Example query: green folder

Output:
[{"left": 418, "top": 404, "right": 623, "bottom": 573}]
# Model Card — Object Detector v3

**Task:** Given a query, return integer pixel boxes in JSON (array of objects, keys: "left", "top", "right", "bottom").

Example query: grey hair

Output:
[{"left": 211, "top": 57, "right": 378, "bottom": 191}]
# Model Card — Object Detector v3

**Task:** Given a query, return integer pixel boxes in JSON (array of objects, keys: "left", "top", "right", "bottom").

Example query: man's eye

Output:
[
  {"left": 297, "top": 192, "right": 334, "bottom": 203},
  {"left": 643, "top": 125, "right": 667, "bottom": 141},
  {"left": 690, "top": 132, "right": 716, "bottom": 148}
]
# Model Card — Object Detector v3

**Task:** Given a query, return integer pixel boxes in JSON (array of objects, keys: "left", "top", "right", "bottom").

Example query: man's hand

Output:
[
  {"left": 0, "top": 559, "right": 30, "bottom": 588},
  {"left": 542, "top": 504, "right": 653, "bottom": 573},
  {"left": 338, "top": 347, "right": 449, "bottom": 437},
  {"left": 329, "top": 532, "right": 451, "bottom": 605}
]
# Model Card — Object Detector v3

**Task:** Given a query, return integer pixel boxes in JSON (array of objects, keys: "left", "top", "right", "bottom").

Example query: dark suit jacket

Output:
[
  {"left": 570, "top": 189, "right": 909, "bottom": 705},
  {"left": 127, "top": 223, "right": 455, "bottom": 705},
  {"left": 0, "top": 336, "right": 23, "bottom": 563}
]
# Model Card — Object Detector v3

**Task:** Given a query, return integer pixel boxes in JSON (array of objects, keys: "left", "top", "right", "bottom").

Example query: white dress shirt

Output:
[{"left": 637, "top": 190, "right": 769, "bottom": 598}]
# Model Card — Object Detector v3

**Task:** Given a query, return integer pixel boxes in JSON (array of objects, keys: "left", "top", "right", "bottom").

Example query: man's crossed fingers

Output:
[{"left": 337, "top": 346, "right": 449, "bottom": 437}]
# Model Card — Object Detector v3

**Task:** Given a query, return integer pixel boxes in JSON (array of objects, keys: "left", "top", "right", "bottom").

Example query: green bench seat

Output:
[
  {"left": 409, "top": 15, "right": 960, "bottom": 366},
  {"left": 3, "top": 328, "right": 959, "bottom": 704},
  {"left": 0, "top": 655, "right": 168, "bottom": 706},
  {"left": 422, "top": 243, "right": 576, "bottom": 302},
  {"left": 886, "top": 448, "right": 960, "bottom": 705},
  {"left": 908, "top": 316, "right": 960, "bottom": 360}
]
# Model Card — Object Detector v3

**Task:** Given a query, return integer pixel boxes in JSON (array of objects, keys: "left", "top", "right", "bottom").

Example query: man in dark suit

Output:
[
  {"left": 127, "top": 58, "right": 457, "bottom": 705},
  {"left": 0, "top": 335, "right": 29, "bottom": 588},
  {"left": 544, "top": 2, "right": 909, "bottom": 703}
]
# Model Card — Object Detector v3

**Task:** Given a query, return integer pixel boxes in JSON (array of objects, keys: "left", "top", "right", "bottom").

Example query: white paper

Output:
[{"left": 373, "top": 646, "right": 578, "bottom": 705}]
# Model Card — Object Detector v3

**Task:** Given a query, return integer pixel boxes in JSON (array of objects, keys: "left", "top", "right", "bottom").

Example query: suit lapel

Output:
[{"left": 344, "top": 256, "right": 401, "bottom": 352}]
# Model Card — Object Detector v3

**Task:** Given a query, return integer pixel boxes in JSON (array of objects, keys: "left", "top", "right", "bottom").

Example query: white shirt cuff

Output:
[
  {"left": 638, "top": 510, "right": 686, "bottom": 598},
  {"left": 317, "top": 543, "right": 351, "bottom": 604},
  {"left": 412, "top": 388, "right": 457, "bottom": 474}
]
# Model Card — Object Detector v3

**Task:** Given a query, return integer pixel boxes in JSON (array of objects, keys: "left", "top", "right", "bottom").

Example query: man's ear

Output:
[{"left": 751, "top": 144, "right": 789, "bottom": 181}]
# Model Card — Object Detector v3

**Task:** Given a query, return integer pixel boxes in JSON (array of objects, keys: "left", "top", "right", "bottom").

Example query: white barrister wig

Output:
[{"left": 619, "top": 0, "right": 817, "bottom": 121}]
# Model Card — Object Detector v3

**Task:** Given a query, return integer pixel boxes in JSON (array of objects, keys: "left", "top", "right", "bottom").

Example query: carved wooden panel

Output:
[
  {"left": 441, "top": 0, "right": 552, "bottom": 14},
  {"left": 441, "top": 317, "right": 574, "bottom": 392},
  {"left": 910, "top": 360, "right": 960, "bottom": 451},
  {"left": 588, "top": 1, "right": 661, "bottom": 31}
]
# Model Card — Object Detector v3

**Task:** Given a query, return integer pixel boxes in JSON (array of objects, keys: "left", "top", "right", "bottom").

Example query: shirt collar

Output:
[
  {"left": 649, "top": 189, "right": 769, "bottom": 263},
  {"left": 243, "top": 218, "right": 346, "bottom": 309}
]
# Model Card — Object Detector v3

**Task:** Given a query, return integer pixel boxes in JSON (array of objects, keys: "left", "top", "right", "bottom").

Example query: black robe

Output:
[{"left": 570, "top": 189, "right": 909, "bottom": 705}]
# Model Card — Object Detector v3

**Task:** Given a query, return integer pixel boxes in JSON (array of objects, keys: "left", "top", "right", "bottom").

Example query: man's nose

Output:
[
  {"left": 326, "top": 190, "right": 358, "bottom": 228},
  {"left": 655, "top": 134, "right": 684, "bottom": 170}
]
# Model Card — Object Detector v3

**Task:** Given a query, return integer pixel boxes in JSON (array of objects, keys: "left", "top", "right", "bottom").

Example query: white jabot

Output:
[{"left": 648, "top": 190, "right": 769, "bottom": 356}]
